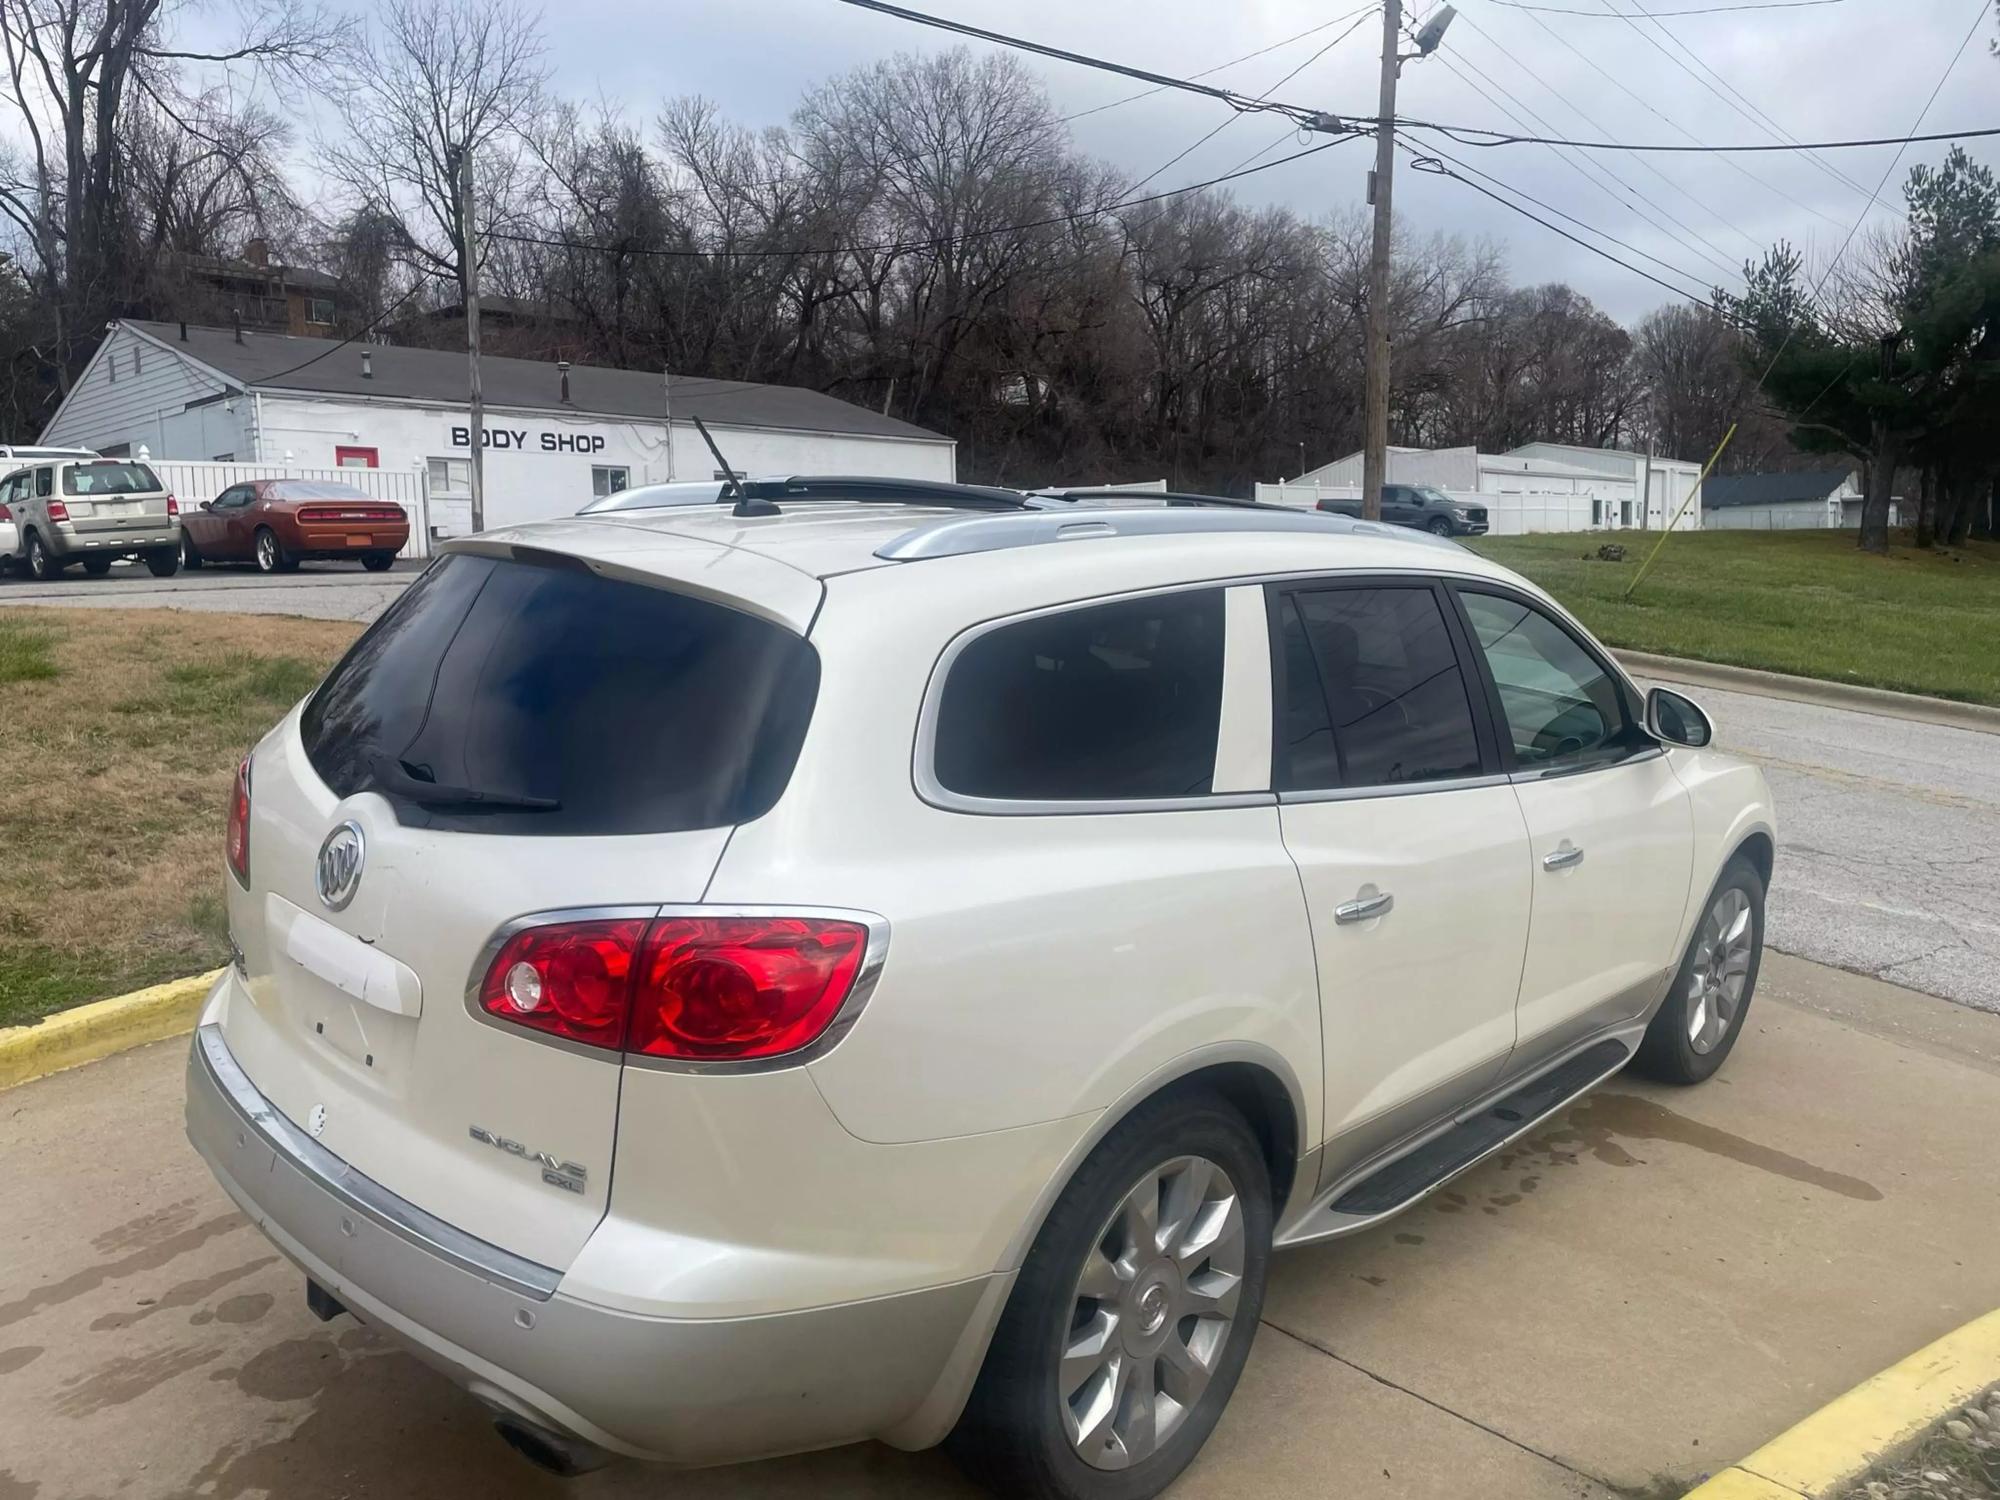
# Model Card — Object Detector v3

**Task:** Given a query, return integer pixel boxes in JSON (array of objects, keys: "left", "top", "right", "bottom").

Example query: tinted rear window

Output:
[
  {"left": 933, "top": 589, "right": 1224, "bottom": 802},
  {"left": 300, "top": 553, "right": 820, "bottom": 835},
  {"left": 63, "top": 462, "right": 160, "bottom": 495}
]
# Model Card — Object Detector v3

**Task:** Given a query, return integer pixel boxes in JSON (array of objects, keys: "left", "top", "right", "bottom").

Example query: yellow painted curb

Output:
[
  {"left": 1685, "top": 1306, "right": 2000, "bottom": 1498},
  {"left": 0, "top": 969, "right": 221, "bottom": 1091}
]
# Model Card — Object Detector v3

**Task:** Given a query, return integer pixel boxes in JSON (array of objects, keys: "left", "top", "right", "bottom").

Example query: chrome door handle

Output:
[
  {"left": 1542, "top": 841, "right": 1585, "bottom": 871},
  {"left": 1334, "top": 889, "right": 1394, "bottom": 924}
]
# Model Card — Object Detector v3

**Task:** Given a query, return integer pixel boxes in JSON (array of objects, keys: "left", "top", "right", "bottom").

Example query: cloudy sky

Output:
[{"left": 529, "top": 0, "right": 1998, "bottom": 324}]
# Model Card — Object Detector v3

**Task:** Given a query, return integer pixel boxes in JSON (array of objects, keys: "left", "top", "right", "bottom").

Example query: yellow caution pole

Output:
[{"left": 1624, "top": 421, "right": 1738, "bottom": 600}]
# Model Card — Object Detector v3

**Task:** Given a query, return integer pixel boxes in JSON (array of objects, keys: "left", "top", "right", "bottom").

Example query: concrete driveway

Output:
[{"left": 3, "top": 954, "right": 1997, "bottom": 1500}]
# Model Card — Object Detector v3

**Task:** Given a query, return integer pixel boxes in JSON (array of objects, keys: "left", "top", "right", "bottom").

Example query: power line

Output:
[
  {"left": 1581, "top": 0, "right": 1873, "bottom": 206},
  {"left": 1491, "top": 0, "right": 1843, "bottom": 13},
  {"left": 1127, "top": 6, "right": 1378, "bottom": 196},
  {"left": 831, "top": 0, "right": 2000, "bottom": 157},
  {"left": 1432, "top": 6, "right": 1751, "bottom": 277},
  {"left": 1470, "top": 0, "right": 1851, "bottom": 234},
  {"left": 488, "top": 134, "right": 1361, "bottom": 264},
  {"left": 1060, "top": 4, "right": 1376, "bottom": 123},
  {"left": 256, "top": 277, "right": 441, "bottom": 385},
  {"left": 1406, "top": 129, "right": 1725, "bottom": 298}
]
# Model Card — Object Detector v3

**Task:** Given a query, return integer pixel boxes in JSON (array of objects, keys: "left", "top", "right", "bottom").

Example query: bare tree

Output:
[
  {"left": 321, "top": 0, "right": 550, "bottom": 305},
  {"left": 0, "top": 0, "right": 348, "bottom": 387}
]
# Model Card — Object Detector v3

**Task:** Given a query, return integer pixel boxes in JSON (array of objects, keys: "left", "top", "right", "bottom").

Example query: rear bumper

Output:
[
  {"left": 185, "top": 1020, "right": 1008, "bottom": 1465},
  {"left": 294, "top": 526, "right": 408, "bottom": 554},
  {"left": 53, "top": 525, "right": 178, "bottom": 555}
]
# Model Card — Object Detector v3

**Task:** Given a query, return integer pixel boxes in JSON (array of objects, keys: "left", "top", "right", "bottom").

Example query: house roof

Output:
[
  {"left": 119, "top": 321, "right": 950, "bottom": 444},
  {"left": 1702, "top": 468, "right": 1855, "bottom": 509}
]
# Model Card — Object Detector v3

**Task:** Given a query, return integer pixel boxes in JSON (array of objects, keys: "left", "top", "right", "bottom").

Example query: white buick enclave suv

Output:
[{"left": 186, "top": 479, "right": 1774, "bottom": 1500}]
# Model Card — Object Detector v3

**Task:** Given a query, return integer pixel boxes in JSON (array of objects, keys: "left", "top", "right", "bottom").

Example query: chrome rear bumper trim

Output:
[{"left": 192, "top": 1024, "right": 561, "bottom": 1301}]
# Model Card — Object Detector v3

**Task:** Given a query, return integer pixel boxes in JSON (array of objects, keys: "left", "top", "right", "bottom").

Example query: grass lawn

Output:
[
  {"left": 1468, "top": 529, "right": 2000, "bottom": 706},
  {"left": 0, "top": 608, "right": 361, "bottom": 1029}
]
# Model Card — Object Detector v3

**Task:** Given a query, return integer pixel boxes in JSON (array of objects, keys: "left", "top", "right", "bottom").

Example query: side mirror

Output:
[{"left": 1647, "top": 686, "right": 1713, "bottom": 748}]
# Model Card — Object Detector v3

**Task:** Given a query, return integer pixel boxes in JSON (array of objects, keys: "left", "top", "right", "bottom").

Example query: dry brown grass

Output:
[{"left": 0, "top": 608, "right": 361, "bottom": 1026}]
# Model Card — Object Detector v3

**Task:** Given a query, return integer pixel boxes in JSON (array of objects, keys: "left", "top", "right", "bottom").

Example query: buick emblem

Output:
[{"left": 315, "top": 821, "right": 365, "bottom": 911}]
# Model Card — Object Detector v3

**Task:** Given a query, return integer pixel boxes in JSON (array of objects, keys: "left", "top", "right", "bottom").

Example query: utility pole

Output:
[
  {"left": 662, "top": 368, "right": 677, "bottom": 482},
  {"left": 456, "top": 146, "right": 486, "bottom": 533},
  {"left": 1361, "top": 0, "right": 1402, "bottom": 523},
  {"left": 1360, "top": 4, "right": 1454, "bottom": 523}
]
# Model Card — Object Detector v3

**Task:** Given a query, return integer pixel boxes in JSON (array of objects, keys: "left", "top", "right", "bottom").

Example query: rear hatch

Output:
[
  {"left": 61, "top": 460, "right": 173, "bottom": 536},
  {"left": 219, "top": 540, "right": 822, "bottom": 1270}
]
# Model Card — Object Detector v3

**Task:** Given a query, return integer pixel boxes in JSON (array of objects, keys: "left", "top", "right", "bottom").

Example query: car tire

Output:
[
  {"left": 82, "top": 555, "right": 113, "bottom": 576},
  {"left": 361, "top": 551, "right": 396, "bottom": 572},
  {"left": 143, "top": 548, "right": 180, "bottom": 579},
  {"left": 180, "top": 534, "right": 203, "bottom": 570},
  {"left": 253, "top": 527, "right": 291, "bottom": 575},
  {"left": 1426, "top": 515, "right": 1454, "bottom": 537},
  {"left": 25, "top": 532, "right": 62, "bottom": 581},
  {"left": 1632, "top": 857, "right": 1765, "bottom": 1086},
  {"left": 948, "top": 1088, "right": 1271, "bottom": 1500}
]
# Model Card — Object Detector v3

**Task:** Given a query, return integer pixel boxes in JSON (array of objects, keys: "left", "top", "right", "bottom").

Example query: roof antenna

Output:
[{"left": 693, "top": 415, "right": 777, "bottom": 517}]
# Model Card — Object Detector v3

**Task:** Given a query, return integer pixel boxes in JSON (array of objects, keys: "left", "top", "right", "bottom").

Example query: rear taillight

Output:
[
  {"left": 226, "top": 756, "right": 252, "bottom": 886},
  {"left": 477, "top": 914, "right": 873, "bottom": 1062},
  {"left": 166, "top": 494, "right": 179, "bottom": 518},
  {"left": 46, "top": 500, "right": 69, "bottom": 522}
]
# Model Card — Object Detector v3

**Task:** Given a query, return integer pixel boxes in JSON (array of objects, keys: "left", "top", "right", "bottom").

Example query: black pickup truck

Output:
[{"left": 1317, "top": 484, "right": 1489, "bottom": 536}]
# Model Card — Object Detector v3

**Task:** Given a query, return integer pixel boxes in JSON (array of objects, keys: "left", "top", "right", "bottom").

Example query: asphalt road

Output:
[
  {"left": 3, "top": 956, "right": 1998, "bottom": 1500},
  {"left": 1641, "top": 678, "right": 2000, "bottom": 1016},
  {"left": 5, "top": 564, "right": 1995, "bottom": 1013}
]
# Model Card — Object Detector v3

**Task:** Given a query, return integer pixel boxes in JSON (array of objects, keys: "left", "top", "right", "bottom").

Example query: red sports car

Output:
[{"left": 180, "top": 479, "right": 410, "bottom": 574}]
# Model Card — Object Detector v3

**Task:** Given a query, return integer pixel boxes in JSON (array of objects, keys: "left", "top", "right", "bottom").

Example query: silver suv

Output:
[{"left": 2, "top": 458, "right": 182, "bottom": 580}]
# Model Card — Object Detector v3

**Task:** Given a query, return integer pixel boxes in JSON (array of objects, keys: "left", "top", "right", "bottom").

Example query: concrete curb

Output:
[
  {"left": 1615, "top": 650, "right": 2000, "bottom": 737},
  {"left": 0, "top": 969, "right": 220, "bottom": 1092},
  {"left": 1684, "top": 1307, "right": 2000, "bottom": 1499}
]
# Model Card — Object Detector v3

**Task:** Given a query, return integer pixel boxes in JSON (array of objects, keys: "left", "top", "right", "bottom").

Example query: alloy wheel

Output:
[
  {"left": 256, "top": 532, "right": 276, "bottom": 571},
  {"left": 1687, "top": 886, "right": 1753, "bottom": 1054},
  {"left": 1059, "top": 1154, "right": 1244, "bottom": 1471}
]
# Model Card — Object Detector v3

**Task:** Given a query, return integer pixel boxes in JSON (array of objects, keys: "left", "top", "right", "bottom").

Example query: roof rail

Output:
[
  {"left": 1029, "top": 488, "right": 1287, "bottom": 513},
  {"left": 582, "top": 474, "right": 1031, "bottom": 518},
  {"left": 874, "top": 506, "right": 1443, "bottom": 561}
]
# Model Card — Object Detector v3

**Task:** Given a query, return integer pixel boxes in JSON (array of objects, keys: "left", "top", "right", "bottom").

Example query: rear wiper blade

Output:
[{"left": 373, "top": 757, "right": 561, "bottom": 812}]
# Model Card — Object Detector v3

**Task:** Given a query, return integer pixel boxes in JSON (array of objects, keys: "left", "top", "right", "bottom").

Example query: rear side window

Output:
[
  {"left": 63, "top": 462, "right": 160, "bottom": 495},
  {"left": 1276, "top": 585, "right": 1484, "bottom": 790},
  {"left": 300, "top": 553, "right": 820, "bottom": 836},
  {"left": 933, "top": 589, "right": 1225, "bottom": 803}
]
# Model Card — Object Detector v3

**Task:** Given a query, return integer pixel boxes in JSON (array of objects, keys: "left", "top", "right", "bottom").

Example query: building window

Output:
[
  {"left": 307, "top": 297, "right": 335, "bottom": 326},
  {"left": 211, "top": 452, "right": 236, "bottom": 462},
  {"left": 591, "top": 465, "right": 630, "bottom": 498},
  {"left": 428, "top": 457, "right": 472, "bottom": 495}
]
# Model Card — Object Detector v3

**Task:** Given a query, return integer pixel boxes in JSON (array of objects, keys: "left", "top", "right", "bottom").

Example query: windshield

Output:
[
  {"left": 299, "top": 552, "right": 821, "bottom": 836},
  {"left": 64, "top": 462, "right": 161, "bottom": 496}
]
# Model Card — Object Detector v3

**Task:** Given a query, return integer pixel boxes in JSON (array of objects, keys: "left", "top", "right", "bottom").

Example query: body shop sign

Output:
[{"left": 451, "top": 426, "right": 607, "bottom": 454}]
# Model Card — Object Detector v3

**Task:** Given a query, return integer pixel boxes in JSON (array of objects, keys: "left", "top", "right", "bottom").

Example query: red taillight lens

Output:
[
  {"left": 479, "top": 918, "right": 649, "bottom": 1049},
  {"left": 475, "top": 914, "right": 872, "bottom": 1062},
  {"left": 629, "top": 917, "right": 870, "bottom": 1061},
  {"left": 166, "top": 494, "right": 179, "bottom": 518},
  {"left": 226, "top": 756, "right": 252, "bottom": 886},
  {"left": 46, "top": 500, "right": 69, "bottom": 522}
]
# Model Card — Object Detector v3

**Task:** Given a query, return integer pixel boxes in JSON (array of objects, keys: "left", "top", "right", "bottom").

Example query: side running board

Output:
[{"left": 1277, "top": 1037, "right": 1631, "bottom": 1247}]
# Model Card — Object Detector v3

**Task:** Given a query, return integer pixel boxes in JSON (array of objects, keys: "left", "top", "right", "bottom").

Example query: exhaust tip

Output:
[{"left": 491, "top": 1415, "right": 611, "bottom": 1477}]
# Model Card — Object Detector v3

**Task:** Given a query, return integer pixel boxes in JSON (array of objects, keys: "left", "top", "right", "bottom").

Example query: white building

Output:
[
  {"left": 1701, "top": 468, "right": 1874, "bottom": 530},
  {"left": 40, "top": 321, "right": 957, "bottom": 536},
  {"left": 1262, "top": 441, "right": 1706, "bottom": 534}
]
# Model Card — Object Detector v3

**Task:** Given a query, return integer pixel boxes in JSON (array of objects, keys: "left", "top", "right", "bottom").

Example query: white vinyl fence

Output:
[
  {"left": 1254, "top": 481, "right": 1604, "bottom": 535},
  {"left": 142, "top": 457, "right": 433, "bottom": 560}
]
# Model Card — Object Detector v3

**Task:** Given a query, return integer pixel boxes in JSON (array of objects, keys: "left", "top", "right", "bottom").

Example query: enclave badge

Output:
[{"left": 315, "top": 821, "right": 365, "bottom": 911}]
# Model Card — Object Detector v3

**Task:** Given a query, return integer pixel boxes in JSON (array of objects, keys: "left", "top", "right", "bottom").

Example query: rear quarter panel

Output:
[{"left": 705, "top": 560, "right": 1324, "bottom": 1150}]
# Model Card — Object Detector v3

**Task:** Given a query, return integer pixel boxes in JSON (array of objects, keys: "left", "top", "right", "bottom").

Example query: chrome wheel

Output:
[
  {"left": 1687, "top": 886, "right": 1754, "bottom": 1055},
  {"left": 1059, "top": 1154, "right": 1244, "bottom": 1471},
  {"left": 255, "top": 530, "right": 277, "bottom": 571}
]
